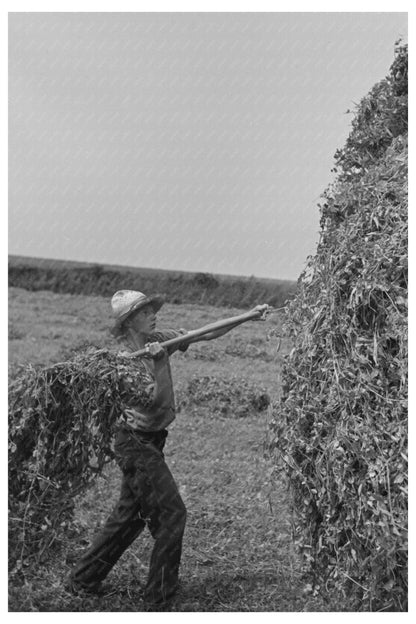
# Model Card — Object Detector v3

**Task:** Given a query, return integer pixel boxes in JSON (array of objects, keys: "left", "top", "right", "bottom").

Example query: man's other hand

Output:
[{"left": 251, "top": 304, "right": 269, "bottom": 320}]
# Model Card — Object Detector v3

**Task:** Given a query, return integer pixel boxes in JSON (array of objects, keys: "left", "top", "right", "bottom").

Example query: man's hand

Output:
[
  {"left": 144, "top": 342, "right": 167, "bottom": 360},
  {"left": 250, "top": 304, "right": 270, "bottom": 321}
]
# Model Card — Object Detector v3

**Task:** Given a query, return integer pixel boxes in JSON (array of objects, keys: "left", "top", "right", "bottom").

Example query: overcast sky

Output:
[{"left": 8, "top": 11, "right": 407, "bottom": 280}]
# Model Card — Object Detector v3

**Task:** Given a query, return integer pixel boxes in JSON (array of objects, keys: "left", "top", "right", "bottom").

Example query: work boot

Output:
[{"left": 64, "top": 576, "right": 106, "bottom": 596}]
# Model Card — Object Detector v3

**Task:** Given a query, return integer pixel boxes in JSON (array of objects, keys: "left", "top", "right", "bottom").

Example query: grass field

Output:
[{"left": 8, "top": 287, "right": 335, "bottom": 612}]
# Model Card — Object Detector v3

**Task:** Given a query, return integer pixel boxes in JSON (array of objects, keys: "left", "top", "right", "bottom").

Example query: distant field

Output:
[
  {"left": 8, "top": 287, "right": 335, "bottom": 612},
  {"left": 8, "top": 255, "right": 297, "bottom": 309}
]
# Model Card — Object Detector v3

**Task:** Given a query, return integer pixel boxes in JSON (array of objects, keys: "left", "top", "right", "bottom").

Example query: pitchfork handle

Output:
[{"left": 127, "top": 308, "right": 264, "bottom": 358}]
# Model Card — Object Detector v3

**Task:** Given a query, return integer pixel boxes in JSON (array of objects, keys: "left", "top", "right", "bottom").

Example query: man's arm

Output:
[
  {"left": 182, "top": 304, "right": 269, "bottom": 344},
  {"left": 127, "top": 305, "right": 270, "bottom": 358},
  {"left": 184, "top": 321, "right": 242, "bottom": 343}
]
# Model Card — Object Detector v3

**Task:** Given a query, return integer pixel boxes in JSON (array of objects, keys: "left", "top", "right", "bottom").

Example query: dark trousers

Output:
[{"left": 70, "top": 427, "right": 187, "bottom": 604}]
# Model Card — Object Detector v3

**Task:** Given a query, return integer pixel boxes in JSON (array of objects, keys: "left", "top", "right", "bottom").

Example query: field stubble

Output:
[{"left": 8, "top": 287, "right": 333, "bottom": 611}]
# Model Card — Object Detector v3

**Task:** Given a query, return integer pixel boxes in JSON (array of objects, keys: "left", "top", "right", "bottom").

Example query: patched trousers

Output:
[{"left": 70, "top": 426, "right": 187, "bottom": 604}]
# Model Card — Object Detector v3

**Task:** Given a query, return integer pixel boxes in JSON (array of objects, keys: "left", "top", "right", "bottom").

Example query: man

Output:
[{"left": 69, "top": 290, "right": 267, "bottom": 608}]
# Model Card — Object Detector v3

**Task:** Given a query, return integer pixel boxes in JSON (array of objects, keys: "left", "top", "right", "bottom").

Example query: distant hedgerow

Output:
[{"left": 8, "top": 262, "right": 296, "bottom": 310}]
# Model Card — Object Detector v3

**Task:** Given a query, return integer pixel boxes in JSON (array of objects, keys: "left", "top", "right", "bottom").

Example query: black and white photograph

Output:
[{"left": 8, "top": 6, "right": 408, "bottom": 614}]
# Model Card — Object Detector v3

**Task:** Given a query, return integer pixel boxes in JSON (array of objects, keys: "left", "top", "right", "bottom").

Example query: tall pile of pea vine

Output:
[
  {"left": 269, "top": 44, "right": 407, "bottom": 611},
  {"left": 8, "top": 348, "right": 153, "bottom": 571}
]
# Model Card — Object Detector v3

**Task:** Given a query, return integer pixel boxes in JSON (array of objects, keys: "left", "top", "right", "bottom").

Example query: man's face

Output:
[{"left": 126, "top": 304, "right": 156, "bottom": 337}]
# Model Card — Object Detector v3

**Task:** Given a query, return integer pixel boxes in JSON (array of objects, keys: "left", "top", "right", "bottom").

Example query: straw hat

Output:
[{"left": 110, "top": 290, "right": 164, "bottom": 337}]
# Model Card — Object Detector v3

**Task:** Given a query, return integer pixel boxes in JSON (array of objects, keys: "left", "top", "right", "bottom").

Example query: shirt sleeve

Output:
[{"left": 150, "top": 329, "right": 189, "bottom": 354}]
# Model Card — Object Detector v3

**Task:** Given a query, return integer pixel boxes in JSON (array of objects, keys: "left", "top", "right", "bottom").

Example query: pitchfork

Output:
[{"left": 126, "top": 304, "right": 285, "bottom": 358}]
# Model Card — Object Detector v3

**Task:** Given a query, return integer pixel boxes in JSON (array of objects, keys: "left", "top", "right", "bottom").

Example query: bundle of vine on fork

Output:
[{"left": 8, "top": 347, "right": 152, "bottom": 567}]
